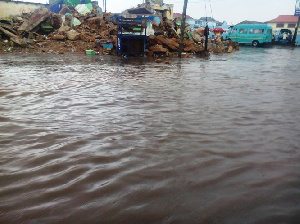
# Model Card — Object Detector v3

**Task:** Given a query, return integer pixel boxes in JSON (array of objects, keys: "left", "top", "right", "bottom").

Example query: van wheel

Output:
[{"left": 252, "top": 40, "right": 259, "bottom": 47}]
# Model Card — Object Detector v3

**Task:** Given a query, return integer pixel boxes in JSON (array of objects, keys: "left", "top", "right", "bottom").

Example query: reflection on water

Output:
[{"left": 0, "top": 46, "right": 300, "bottom": 224}]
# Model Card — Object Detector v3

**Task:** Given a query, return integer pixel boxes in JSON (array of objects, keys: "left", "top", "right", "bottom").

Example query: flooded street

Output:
[{"left": 1, "top": 46, "right": 300, "bottom": 224}]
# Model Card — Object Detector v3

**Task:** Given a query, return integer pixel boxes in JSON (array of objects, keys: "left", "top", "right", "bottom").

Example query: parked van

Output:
[{"left": 226, "top": 24, "right": 273, "bottom": 47}]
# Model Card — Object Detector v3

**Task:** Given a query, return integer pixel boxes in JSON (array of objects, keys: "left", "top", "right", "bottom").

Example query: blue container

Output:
[{"left": 102, "top": 43, "right": 113, "bottom": 49}]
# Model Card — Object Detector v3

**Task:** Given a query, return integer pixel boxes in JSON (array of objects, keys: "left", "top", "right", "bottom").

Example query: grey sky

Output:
[
  {"left": 103, "top": 0, "right": 297, "bottom": 25},
  {"left": 24, "top": 0, "right": 297, "bottom": 25}
]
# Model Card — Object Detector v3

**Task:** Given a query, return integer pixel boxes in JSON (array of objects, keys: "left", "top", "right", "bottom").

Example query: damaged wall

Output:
[{"left": 0, "top": 1, "right": 46, "bottom": 18}]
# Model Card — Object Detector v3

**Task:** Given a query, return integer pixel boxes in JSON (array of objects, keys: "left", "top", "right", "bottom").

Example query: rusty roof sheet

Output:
[{"left": 267, "top": 15, "right": 298, "bottom": 23}]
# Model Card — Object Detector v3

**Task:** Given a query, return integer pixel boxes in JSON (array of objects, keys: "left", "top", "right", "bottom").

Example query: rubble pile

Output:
[
  {"left": 147, "top": 20, "right": 238, "bottom": 56},
  {"left": 0, "top": 5, "right": 239, "bottom": 55},
  {"left": 0, "top": 6, "right": 118, "bottom": 54}
]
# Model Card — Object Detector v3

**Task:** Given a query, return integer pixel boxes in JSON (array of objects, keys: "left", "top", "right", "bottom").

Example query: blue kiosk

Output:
[{"left": 117, "top": 17, "right": 147, "bottom": 56}]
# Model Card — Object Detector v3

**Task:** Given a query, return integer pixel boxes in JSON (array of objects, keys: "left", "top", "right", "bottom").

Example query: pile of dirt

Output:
[
  {"left": 0, "top": 6, "right": 117, "bottom": 54},
  {"left": 0, "top": 5, "right": 239, "bottom": 55},
  {"left": 147, "top": 20, "right": 239, "bottom": 56}
]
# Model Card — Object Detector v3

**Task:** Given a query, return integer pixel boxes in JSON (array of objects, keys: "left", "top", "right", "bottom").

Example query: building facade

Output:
[
  {"left": 267, "top": 15, "right": 299, "bottom": 34},
  {"left": 0, "top": 0, "right": 45, "bottom": 18},
  {"left": 173, "top": 14, "right": 221, "bottom": 30}
]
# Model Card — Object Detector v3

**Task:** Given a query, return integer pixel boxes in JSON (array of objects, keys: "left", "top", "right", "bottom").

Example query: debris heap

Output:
[
  {"left": 0, "top": 6, "right": 118, "bottom": 54},
  {"left": 0, "top": 5, "right": 239, "bottom": 55},
  {"left": 147, "top": 20, "right": 239, "bottom": 55}
]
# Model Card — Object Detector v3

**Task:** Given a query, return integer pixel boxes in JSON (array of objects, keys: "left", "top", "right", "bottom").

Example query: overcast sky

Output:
[
  {"left": 102, "top": 0, "right": 297, "bottom": 25},
  {"left": 27, "top": 0, "right": 297, "bottom": 25}
]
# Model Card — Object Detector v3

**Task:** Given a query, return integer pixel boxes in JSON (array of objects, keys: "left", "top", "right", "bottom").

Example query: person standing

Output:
[{"left": 283, "top": 32, "right": 287, "bottom": 40}]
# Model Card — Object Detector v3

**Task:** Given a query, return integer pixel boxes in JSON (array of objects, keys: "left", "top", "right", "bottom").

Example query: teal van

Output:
[{"left": 226, "top": 24, "right": 273, "bottom": 47}]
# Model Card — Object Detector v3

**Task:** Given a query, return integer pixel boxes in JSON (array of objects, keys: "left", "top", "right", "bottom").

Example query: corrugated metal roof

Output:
[{"left": 267, "top": 15, "right": 298, "bottom": 23}]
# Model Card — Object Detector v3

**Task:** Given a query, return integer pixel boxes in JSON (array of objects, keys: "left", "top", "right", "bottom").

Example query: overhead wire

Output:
[
  {"left": 166, "top": 0, "right": 219, "bottom": 29},
  {"left": 171, "top": 0, "right": 215, "bottom": 21},
  {"left": 204, "top": 0, "right": 208, "bottom": 23},
  {"left": 209, "top": 0, "right": 214, "bottom": 20},
  {"left": 209, "top": 0, "right": 215, "bottom": 27}
]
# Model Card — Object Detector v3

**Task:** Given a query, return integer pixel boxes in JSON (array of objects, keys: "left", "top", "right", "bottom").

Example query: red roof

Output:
[
  {"left": 267, "top": 15, "right": 298, "bottom": 23},
  {"left": 173, "top": 13, "right": 193, "bottom": 19}
]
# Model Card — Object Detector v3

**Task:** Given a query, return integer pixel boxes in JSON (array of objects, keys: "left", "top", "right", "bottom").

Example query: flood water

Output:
[{"left": 1, "top": 46, "right": 300, "bottom": 224}]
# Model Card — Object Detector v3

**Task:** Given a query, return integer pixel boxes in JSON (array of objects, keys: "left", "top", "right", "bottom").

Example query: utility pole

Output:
[
  {"left": 178, "top": 0, "right": 188, "bottom": 57},
  {"left": 103, "top": 0, "right": 107, "bottom": 13},
  {"left": 204, "top": 24, "right": 209, "bottom": 51},
  {"left": 292, "top": 0, "right": 300, "bottom": 46},
  {"left": 292, "top": 16, "right": 300, "bottom": 46}
]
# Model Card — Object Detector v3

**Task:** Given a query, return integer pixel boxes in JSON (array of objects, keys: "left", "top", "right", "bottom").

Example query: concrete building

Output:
[
  {"left": 267, "top": 15, "right": 299, "bottom": 34},
  {"left": 199, "top": 17, "right": 219, "bottom": 29},
  {"left": 0, "top": 0, "right": 45, "bottom": 18},
  {"left": 174, "top": 15, "right": 223, "bottom": 30}
]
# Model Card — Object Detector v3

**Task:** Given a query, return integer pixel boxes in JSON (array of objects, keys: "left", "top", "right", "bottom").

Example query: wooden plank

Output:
[
  {"left": 0, "top": 22, "right": 17, "bottom": 35},
  {"left": 0, "top": 26, "right": 26, "bottom": 47}
]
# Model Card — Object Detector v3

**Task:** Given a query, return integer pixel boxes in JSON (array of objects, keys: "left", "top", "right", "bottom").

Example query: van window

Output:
[
  {"left": 249, "top": 29, "right": 264, "bottom": 34},
  {"left": 231, "top": 28, "right": 237, "bottom": 34},
  {"left": 267, "top": 29, "right": 272, "bottom": 34},
  {"left": 239, "top": 28, "right": 248, "bottom": 34}
]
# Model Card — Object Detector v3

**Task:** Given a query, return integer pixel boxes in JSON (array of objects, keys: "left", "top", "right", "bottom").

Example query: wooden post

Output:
[
  {"left": 178, "top": 0, "right": 188, "bottom": 57},
  {"left": 204, "top": 25, "right": 209, "bottom": 51},
  {"left": 292, "top": 16, "right": 300, "bottom": 46}
]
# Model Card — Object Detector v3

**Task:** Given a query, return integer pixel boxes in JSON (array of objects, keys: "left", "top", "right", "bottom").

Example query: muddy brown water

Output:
[{"left": 0, "top": 46, "right": 300, "bottom": 224}]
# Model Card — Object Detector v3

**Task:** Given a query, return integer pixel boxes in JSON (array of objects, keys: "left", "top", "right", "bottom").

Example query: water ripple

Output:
[{"left": 0, "top": 47, "right": 300, "bottom": 224}]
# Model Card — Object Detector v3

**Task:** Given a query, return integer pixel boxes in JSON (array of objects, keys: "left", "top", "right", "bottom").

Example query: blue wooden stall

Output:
[{"left": 117, "top": 18, "right": 147, "bottom": 56}]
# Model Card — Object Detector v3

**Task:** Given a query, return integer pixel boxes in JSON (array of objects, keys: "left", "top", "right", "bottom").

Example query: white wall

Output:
[{"left": 0, "top": 1, "right": 45, "bottom": 18}]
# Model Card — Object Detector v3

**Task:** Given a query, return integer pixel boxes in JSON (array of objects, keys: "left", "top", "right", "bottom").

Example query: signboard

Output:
[{"left": 296, "top": 0, "right": 300, "bottom": 16}]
